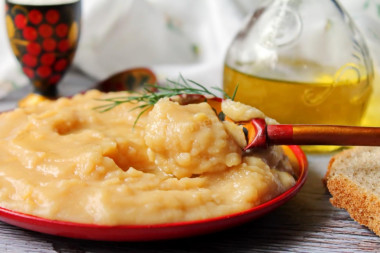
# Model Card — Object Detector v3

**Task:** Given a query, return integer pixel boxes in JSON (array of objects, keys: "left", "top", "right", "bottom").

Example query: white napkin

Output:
[{"left": 75, "top": 0, "right": 253, "bottom": 87}]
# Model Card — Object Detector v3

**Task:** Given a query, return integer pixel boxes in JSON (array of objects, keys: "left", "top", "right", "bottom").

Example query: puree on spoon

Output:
[{"left": 0, "top": 90, "right": 296, "bottom": 225}]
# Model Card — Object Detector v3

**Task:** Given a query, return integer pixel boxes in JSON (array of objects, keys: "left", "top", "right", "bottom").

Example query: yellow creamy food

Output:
[{"left": 0, "top": 90, "right": 296, "bottom": 225}]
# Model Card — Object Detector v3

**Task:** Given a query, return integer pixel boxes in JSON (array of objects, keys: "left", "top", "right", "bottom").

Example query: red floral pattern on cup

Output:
[
  {"left": 15, "top": 14, "right": 27, "bottom": 29},
  {"left": 41, "top": 53, "right": 56, "bottom": 65},
  {"left": 29, "top": 9, "right": 43, "bottom": 25},
  {"left": 26, "top": 42, "right": 41, "bottom": 56},
  {"left": 37, "top": 66, "right": 52, "bottom": 78},
  {"left": 42, "top": 38, "right": 57, "bottom": 51},
  {"left": 5, "top": 1, "right": 81, "bottom": 97},
  {"left": 54, "top": 59, "right": 68, "bottom": 71},
  {"left": 38, "top": 24, "right": 53, "bottom": 38},
  {"left": 23, "top": 26, "right": 38, "bottom": 41},
  {"left": 55, "top": 23, "right": 68, "bottom": 38},
  {"left": 46, "top": 10, "right": 60, "bottom": 25},
  {"left": 23, "top": 67, "right": 35, "bottom": 79}
]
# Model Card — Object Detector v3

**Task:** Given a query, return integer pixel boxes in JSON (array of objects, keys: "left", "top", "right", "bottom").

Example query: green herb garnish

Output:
[{"left": 94, "top": 75, "right": 238, "bottom": 126}]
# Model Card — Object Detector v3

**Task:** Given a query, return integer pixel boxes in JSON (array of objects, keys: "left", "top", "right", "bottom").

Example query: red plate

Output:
[{"left": 0, "top": 145, "right": 307, "bottom": 241}]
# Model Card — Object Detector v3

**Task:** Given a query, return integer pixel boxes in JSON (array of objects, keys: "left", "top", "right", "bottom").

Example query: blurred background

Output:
[{"left": 0, "top": 0, "right": 379, "bottom": 101}]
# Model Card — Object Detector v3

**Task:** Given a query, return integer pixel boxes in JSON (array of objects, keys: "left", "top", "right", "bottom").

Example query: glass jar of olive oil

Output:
[{"left": 223, "top": 0, "right": 374, "bottom": 152}]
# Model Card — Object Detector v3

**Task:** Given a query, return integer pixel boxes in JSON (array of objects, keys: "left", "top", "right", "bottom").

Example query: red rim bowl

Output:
[{"left": 0, "top": 145, "right": 308, "bottom": 241}]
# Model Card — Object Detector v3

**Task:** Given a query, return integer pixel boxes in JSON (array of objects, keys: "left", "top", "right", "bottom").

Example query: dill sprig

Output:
[{"left": 94, "top": 75, "right": 238, "bottom": 126}]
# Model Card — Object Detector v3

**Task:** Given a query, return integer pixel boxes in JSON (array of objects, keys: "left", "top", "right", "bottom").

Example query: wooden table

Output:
[{"left": 0, "top": 80, "right": 379, "bottom": 252}]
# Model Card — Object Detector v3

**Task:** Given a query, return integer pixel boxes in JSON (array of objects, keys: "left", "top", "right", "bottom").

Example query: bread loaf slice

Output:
[{"left": 324, "top": 147, "right": 380, "bottom": 236}]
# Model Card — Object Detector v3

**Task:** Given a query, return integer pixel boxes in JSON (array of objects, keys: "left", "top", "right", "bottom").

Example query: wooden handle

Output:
[{"left": 267, "top": 125, "right": 380, "bottom": 146}]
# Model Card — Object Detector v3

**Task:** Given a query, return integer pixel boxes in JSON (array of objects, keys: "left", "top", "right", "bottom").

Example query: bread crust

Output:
[
  {"left": 327, "top": 175, "right": 380, "bottom": 236},
  {"left": 325, "top": 148, "right": 380, "bottom": 237}
]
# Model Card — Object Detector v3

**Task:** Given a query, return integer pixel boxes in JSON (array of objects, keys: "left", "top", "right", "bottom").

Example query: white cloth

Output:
[
  {"left": 0, "top": 0, "right": 379, "bottom": 96},
  {"left": 75, "top": 0, "right": 247, "bottom": 86}
]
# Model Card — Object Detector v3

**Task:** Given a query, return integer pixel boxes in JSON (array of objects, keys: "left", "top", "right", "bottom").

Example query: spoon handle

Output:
[{"left": 267, "top": 124, "right": 380, "bottom": 146}]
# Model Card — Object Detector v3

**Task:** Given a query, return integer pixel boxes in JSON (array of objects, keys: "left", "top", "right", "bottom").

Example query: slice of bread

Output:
[{"left": 324, "top": 147, "right": 380, "bottom": 236}]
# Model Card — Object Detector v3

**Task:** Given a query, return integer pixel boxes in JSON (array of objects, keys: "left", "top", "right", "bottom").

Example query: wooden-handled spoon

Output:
[{"left": 244, "top": 118, "right": 380, "bottom": 149}]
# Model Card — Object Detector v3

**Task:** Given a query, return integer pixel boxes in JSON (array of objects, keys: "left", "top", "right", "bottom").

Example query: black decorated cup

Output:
[{"left": 5, "top": 0, "right": 81, "bottom": 97}]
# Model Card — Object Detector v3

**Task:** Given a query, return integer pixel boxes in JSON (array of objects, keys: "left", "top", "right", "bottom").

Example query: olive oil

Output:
[
  {"left": 223, "top": 65, "right": 373, "bottom": 152},
  {"left": 362, "top": 73, "right": 380, "bottom": 127}
]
